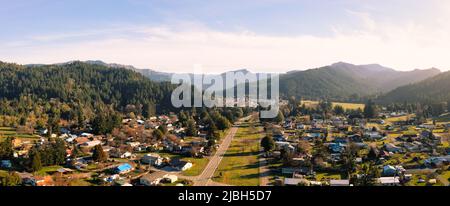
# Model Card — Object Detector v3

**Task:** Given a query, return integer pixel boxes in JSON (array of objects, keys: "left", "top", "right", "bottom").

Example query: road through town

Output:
[{"left": 192, "top": 116, "right": 253, "bottom": 186}]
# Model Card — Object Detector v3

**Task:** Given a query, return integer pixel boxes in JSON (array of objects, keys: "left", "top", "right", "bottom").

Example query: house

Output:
[
  {"left": 403, "top": 141, "right": 423, "bottom": 152},
  {"left": 331, "top": 117, "right": 345, "bottom": 127},
  {"left": 81, "top": 140, "right": 102, "bottom": 148},
  {"left": 141, "top": 153, "right": 163, "bottom": 166},
  {"left": 275, "top": 142, "right": 295, "bottom": 152},
  {"left": 119, "top": 152, "right": 133, "bottom": 159},
  {"left": 424, "top": 156, "right": 450, "bottom": 167},
  {"left": 104, "top": 174, "right": 120, "bottom": 183},
  {"left": 126, "top": 142, "right": 140, "bottom": 148},
  {"left": 162, "top": 174, "right": 178, "bottom": 183},
  {"left": 304, "top": 133, "right": 323, "bottom": 140},
  {"left": 273, "top": 134, "right": 287, "bottom": 142},
  {"left": 384, "top": 143, "right": 402, "bottom": 153},
  {"left": 38, "top": 128, "right": 48, "bottom": 135},
  {"left": 296, "top": 124, "right": 305, "bottom": 130},
  {"left": 113, "top": 163, "right": 133, "bottom": 174},
  {"left": 382, "top": 165, "right": 405, "bottom": 176},
  {"left": 171, "top": 159, "right": 193, "bottom": 171},
  {"left": 12, "top": 138, "right": 23, "bottom": 148},
  {"left": 329, "top": 143, "right": 346, "bottom": 153},
  {"left": 56, "top": 168, "right": 74, "bottom": 174},
  {"left": 377, "top": 177, "right": 400, "bottom": 186},
  {"left": 284, "top": 178, "right": 309, "bottom": 186},
  {"left": 1, "top": 160, "right": 12, "bottom": 169},
  {"left": 364, "top": 131, "right": 384, "bottom": 140},
  {"left": 35, "top": 176, "right": 55, "bottom": 186},
  {"left": 281, "top": 167, "right": 314, "bottom": 176},
  {"left": 18, "top": 172, "right": 35, "bottom": 186},
  {"left": 419, "top": 124, "right": 435, "bottom": 130},
  {"left": 330, "top": 179, "right": 350, "bottom": 186},
  {"left": 80, "top": 133, "right": 94, "bottom": 138},
  {"left": 74, "top": 137, "right": 89, "bottom": 145},
  {"left": 140, "top": 171, "right": 167, "bottom": 186},
  {"left": 60, "top": 128, "right": 71, "bottom": 134}
]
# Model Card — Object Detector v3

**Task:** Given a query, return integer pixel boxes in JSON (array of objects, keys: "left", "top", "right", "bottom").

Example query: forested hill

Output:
[
  {"left": 0, "top": 61, "right": 175, "bottom": 118},
  {"left": 378, "top": 70, "right": 450, "bottom": 103},
  {"left": 278, "top": 62, "right": 440, "bottom": 101}
]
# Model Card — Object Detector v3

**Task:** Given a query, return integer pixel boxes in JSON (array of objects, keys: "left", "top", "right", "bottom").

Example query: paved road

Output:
[{"left": 194, "top": 126, "right": 238, "bottom": 186}]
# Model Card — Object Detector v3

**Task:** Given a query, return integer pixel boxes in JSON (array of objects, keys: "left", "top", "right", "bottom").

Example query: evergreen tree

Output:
[
  {"left": 0, "top": 137, "right": 14, "bottom": 159},
  {"left": 92, "top": 144, "right": 107, "bottom": 162},
  {"left": 364, "top": 100, "right": 377, "bottom": 119},
  {"left": 261, "top": 136, "right": 275, "bottom": 152},
  {"left": 53, "top": 139, "right": 66, "bottom": 165},
  {"left": 274, "top": 111, "right": 284, "bottom": 124},
  {"left": 186, "top": 119, "right": 198, "bottom": 136},
  {"left": 30, "top": 151, "right": 42, "bottom": 172},
  {"left": 92, "top": 114, "right": 107, "bottom": 135},
  {"left": 143, "top": 102, "right": 156, "bottom": 119},
  {"left": 152, "top": 129, "right": 164, "bottom": 140},
  {"left": 215, "top": 116, "right": 231, "bottom": 131},
  {"left": 333, "top": 105, "right": 345, "bottom": 115},
  {"left": 158, "top": 124, "right": 168, "bottom": 135}
]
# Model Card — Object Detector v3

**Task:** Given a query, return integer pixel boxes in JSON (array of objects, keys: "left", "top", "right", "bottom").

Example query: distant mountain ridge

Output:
[
  {"left": 277, "top": 62, "right": 441, "bottom": 101},
  {"left": 25, "top": 60, "right": 443, "bottom": 102},
  {"left": 378, "top": 70, "right": 450, "bottom": 103}
]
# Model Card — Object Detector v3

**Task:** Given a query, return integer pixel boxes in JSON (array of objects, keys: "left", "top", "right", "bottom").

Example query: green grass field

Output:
[
  {"left": 182, "top": 157, "right": 209, "bottom": 176},
  {"left": 0, "top": 127, "right": 40, "bottom": 142},
  {"left": 300, "top": 100, "right": 365, "bottom": 110},
  {"left": 213, "top": 123, "right": 263, "bottom": 186},
  {"left": 315, "top": 172, "right": 343, "bottom": 181},
  {"left": 385, "top": 115, "right": 415, "bottom": 123},
  {"left": 35, "top": 165, "right": 63, "bottom": 176}
]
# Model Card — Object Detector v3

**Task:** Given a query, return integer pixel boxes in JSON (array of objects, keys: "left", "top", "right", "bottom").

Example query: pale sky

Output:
[{"left": 1, "top": 0, "right": 450, "bottom": 73}]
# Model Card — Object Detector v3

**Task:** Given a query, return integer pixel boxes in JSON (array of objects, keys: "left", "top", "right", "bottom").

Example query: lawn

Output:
[
  {"left": 68, "top": 179, "right": 92, "bottom": 186},
  {"left": 0, "top": 127, "right": 40, "bottom": 142},
  {"left": 0, "top": 170, "right": 8, "bottom": 178},
  {"left": 300, "top": 100, "right": 365, "bottom": 110},
  {"left": 385, "top": 115, "right": 415, "bottom": 123},
  {"left": 332, "top": 102, "right": 365, "bottom": 110},
  {"left": 315, "top": 172, "right": 343, "bottom": 181},
  {"left": 439, "top": 171, "right": 450, "bottom": 183},
  {"left": 182, "top": 157, "right": 209, "bottom": 176},
  {"left": 35, "top": 165, "right": 63, "bottom": 176},
  {"left": 213, "top": 122, "right": 263, "bottom": 186},
  {"left": 407, "top": 174, "right": 428, "bottom": 186}
]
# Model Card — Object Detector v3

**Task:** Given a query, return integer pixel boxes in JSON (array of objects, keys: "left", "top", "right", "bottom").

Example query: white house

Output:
[
  {"left": 141, "top": 153, "right": 163, "bottom": 166},
  {"left": 163, "top": 174, "right": 178, "bottom": 183},
  {"left": 140, "top": 171, "right": 167, "bottom": 186},
  {"left": 81, "top": 140, "right": 101, "bottom": 148},
  {"left": 330, "top": 179, "right": 350, "bottom": 186},
  {"left": 172, "top": 159, "right": 193, "bottom": 171},
  {"left": 377, "top": 177, "right": 400, "bottom": 186}
]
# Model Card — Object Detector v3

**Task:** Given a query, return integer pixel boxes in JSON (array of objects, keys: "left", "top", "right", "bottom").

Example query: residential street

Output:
[{"left": 193, "top": 126, "right": 238, "bottom": 186}]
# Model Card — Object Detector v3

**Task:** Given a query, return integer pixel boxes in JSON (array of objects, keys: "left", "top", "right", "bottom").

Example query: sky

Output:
[{"left": 1, "top": 0, "right": 450, "bottom": 73}]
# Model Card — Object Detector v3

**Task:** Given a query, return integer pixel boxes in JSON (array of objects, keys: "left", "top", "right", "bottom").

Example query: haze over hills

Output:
[
  {"left": 277, "top": 62, "right": 441, "bottom": 101},
  {"left": 379, "top": 70, "right": 450, "bottom": 103},
  {"left": 327, "top": 62, "right": 441, "bottom": 92}
]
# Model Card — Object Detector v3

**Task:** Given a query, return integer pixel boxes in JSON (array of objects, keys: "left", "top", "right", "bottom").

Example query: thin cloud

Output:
[{"left": 2, "top": 15, "right": 450, "bottom": 72}]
